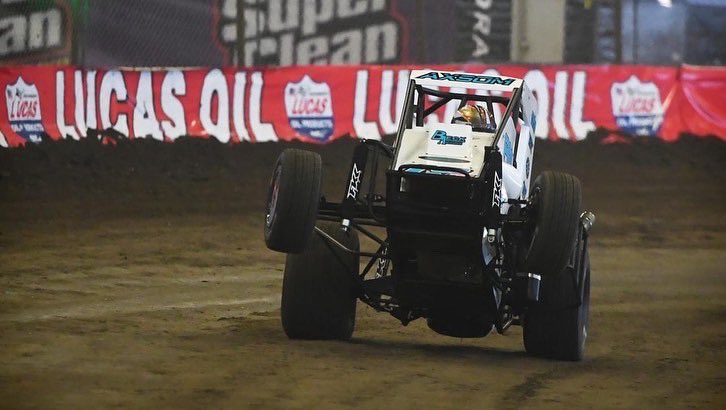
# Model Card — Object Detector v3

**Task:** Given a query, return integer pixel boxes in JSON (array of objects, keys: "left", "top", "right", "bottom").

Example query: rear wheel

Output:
[
  {"left": 264, "top": 148, "right": 322, "bottom": 254},
  {"left": 523, "top": 171, "right": 582, "bottom": 277},
  {"left": 281, "top": 221, "right": 360, "bottom": 340},
  {"left": 523, "top": 226, "right": 591, "bottom": 361}
]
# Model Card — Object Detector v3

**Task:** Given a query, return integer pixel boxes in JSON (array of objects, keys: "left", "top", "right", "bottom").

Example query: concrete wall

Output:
[{"left": 511, "top": 0, "right": 566, "bottom": 63}]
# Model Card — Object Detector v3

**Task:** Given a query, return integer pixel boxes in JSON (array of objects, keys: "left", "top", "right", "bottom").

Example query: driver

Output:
[{"left": 452, "top": 104, "right": 493, "bottom": 131}]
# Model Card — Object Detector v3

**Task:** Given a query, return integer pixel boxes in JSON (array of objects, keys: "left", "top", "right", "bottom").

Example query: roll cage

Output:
[{"left": 392, "top": 81, "right": 526, "bottom": 170}]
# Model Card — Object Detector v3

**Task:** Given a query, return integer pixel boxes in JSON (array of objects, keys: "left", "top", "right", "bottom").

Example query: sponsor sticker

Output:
[
  {"left": 416, "top": 71, "right": 516, "bottom": 86},
  {"left": 492, "top": 172, "right": 502, "bottom": 208},
  {"left": 431, "top": 129, "right": 466, "bottom": 145},
  {"left": 346, "top": 163, "right": 362, "bottom": 199},
  {"left": 5, "top": 77, "right": 44, "bottom": 143},
  {"left": 611, "top": 75, "right": 664, "bottom": 136},
  {"left": 284, "top": 75, "right": 334, "bottom": 141}
]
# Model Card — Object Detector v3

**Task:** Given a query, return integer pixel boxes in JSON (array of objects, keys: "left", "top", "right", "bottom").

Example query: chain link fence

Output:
[{"left": 1, "top": 0, "right": 724, "bottom": 66}]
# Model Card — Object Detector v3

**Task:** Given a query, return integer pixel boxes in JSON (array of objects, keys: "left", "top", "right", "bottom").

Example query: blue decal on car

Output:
[
  {"left": 431, "top": 130, "right": 466, "bottom": 145},
  {"left": 503, "top": 133, "right": 514, "bottom": 164}
]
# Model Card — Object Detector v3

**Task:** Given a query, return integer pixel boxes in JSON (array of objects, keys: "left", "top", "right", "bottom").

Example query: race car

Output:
[{"left": 264, "top": 69, "right": 595, "bottom": 361}]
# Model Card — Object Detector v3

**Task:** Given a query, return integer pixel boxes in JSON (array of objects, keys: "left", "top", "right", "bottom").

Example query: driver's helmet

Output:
[{"left": 452, "top": 104, "right": 491, "bottom": 130}]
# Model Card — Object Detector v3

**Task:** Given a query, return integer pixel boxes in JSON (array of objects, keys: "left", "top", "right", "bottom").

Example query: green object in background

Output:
[
  {"left": 0, "top": 0, "right": 84, "bottom": 64},
  {"left": 69, "top": 0, "right": 89, "bottom": 65}
]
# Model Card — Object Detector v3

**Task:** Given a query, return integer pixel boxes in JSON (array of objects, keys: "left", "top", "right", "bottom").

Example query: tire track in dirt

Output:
[{"left": 0, "top": 296, "right": 281, "bottom": 323}]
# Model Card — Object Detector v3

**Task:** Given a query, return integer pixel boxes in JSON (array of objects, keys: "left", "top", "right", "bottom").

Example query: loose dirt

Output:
[{"left": 1, "top": 136, "right": 724, "bottom": 408}]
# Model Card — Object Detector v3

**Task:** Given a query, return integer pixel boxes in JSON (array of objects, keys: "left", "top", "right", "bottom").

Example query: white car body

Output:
[{"left": 393, "top": 69, "right": 539, "bottom": 216}]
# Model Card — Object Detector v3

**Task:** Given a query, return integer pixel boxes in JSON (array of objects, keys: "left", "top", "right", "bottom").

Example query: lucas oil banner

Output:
[{"left": 0, "top": 64, "right": 724, "bottom": 147}]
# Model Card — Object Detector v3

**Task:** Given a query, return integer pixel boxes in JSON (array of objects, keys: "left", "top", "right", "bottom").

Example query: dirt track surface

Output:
[{"left": 1, "top": 136, "right": 724, "bottom": 408}]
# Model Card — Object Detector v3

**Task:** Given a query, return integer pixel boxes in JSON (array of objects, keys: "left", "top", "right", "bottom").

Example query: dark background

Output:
[{"left": 2, "top": 0, "right": 724, "bottom": 66}]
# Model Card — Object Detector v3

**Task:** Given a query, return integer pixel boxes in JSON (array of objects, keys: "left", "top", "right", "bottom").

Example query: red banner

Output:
[{"left": 1, "top": 64, "right": 724, "bottom": 148}]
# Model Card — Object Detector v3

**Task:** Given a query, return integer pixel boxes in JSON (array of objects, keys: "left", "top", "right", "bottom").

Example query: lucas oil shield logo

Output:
[
  {"left": 610, "top": 76, "right": 664, "bottom": 136},
  {"left": 284, "top": 75, "right": 334, "bottom": 141},
  {"left": 5, "top": 77, "right": 44, "bottom": 143}
]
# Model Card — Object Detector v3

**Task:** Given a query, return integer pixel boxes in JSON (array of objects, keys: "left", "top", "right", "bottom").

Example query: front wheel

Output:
[
  {"left": 522, "top": 171, "right": 582, "bottom": 277},
  {"left": 264, "top": 149, "right": 322, "bottom": 253}
]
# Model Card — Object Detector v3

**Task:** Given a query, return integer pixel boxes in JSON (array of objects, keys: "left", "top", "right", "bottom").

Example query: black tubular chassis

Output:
[{"left": 314, "top": 80, "right": 593, "bottom": 333}]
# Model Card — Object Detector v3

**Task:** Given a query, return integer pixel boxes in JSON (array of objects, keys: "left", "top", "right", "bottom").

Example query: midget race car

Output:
[{"left": 264, "top": 70, "right": 595, "bottom": 361}]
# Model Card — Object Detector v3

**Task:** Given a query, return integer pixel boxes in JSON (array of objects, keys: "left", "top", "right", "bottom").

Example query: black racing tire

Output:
[
  {"left": 281, "top": 221, "right": 360, "bottom": 340},
  {"left": 523, "top": 229, "right": 591, "bottom": 361},
  {"left": 523, "top": 171, "right": 582, "bottom": 277},
  {"left": 264, "top": 149, "right": 322, "bottom": 254}
]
